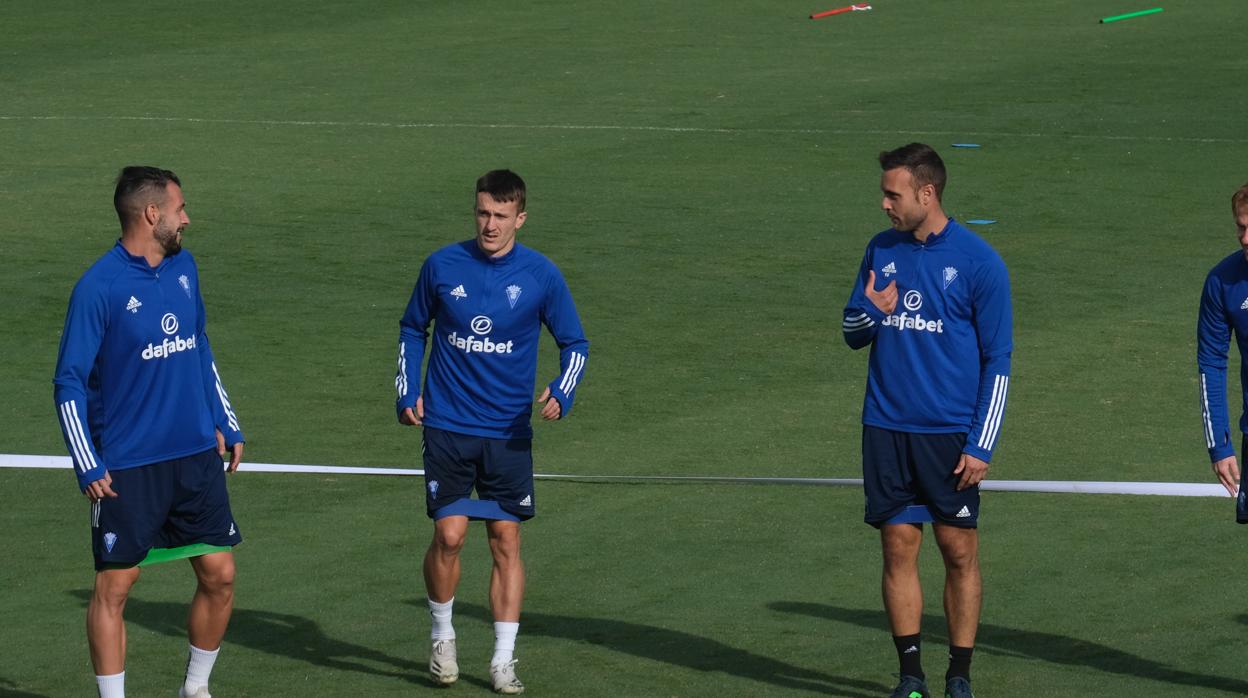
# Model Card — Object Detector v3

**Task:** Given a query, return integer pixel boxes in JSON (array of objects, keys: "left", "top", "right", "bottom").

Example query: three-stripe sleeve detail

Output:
[
  {"left": 842, "top": 313, "right": 874, "bottom": 331},
  {"left": 977, "top": 375, "right": 1009, "bottom": 452},
  {"left": 395, "top": 344, "right": 408, "bottom": 398},
  {"left": 1200, "top": 373, "right": 1216, "bottom": 449},
  {"left": 59, "top": 400, "right": 98, "bottom": 474},
  {"left": 211, "top": 362, "right": 241, "bottom": 433},
  {"left": 559, "top": 352, "right": 586, "bottom": 395}
]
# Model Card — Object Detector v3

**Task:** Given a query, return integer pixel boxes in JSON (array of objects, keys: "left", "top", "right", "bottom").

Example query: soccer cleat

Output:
[
  {"left": 178, "top": 686, "right": 212, "bottom": 698},
  {"left": 944, "top": 677, "right": 974, "bottom": 698},
  {"left": 429, "top": 638, "right": 459, "bottom": 685},
  {"left": 490, "top": 659, "right": 525, "bottom": 694},
  {"left": 890, "top": 674, "right": 930, "bottom": 698}
]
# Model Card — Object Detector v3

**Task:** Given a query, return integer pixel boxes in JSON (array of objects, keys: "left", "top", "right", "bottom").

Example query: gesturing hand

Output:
[
  {"left": 953, "top": 453, "right": 990, "bottom": 491},
  {"left": 866, "top": 269, "right": 898, "bottom": 314},
  {"left": 400, "top": 396, "right": 425, "bottom": 427},
  {"left": 216, "top": 428, "right": 244, "bottom": 473},
  {"left": 1213, "top": 455, "right": 1240, "bottom": 497},
  {"left": 83, "top": 471, "right": 117, "bottom": 502},
  {"left": 537, "top": 387, "right": 562, "bottom": 421}
]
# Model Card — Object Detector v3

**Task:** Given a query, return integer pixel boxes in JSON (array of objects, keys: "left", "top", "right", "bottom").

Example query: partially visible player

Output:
[
  {"left": 842, "top": 144, "right": 1012, "bottom": 698},
  {"left": 53, "top": 167, "right": 245, "bottom": 698},
  {"left": 1196, "top": 183, "right": 1248, "bottom": 520},
  {"left": 395, "top": 169, "right": 588, "bottom": 694}
]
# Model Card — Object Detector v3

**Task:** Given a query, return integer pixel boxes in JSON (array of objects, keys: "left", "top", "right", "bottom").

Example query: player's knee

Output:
[
  {"left": 92, "top": 578, "right": 134, "bottom": 612},
  {"left": 195, "top": 556, "right": 236, "bottom": 595},
  {"left": 935, "top": 535, "right": 979, "bottom": 572},
  {"left": 880, "top": 526, "right": 921, "bottom": 566},
  {"left": 432, "top": 528, "right": 467, "bottom": 554},
  {"left": 487, "top": 528, "right": 521, "bottom": 560},
  {"left": 941, "top": 546, "right": 979, "bottom": 574}
]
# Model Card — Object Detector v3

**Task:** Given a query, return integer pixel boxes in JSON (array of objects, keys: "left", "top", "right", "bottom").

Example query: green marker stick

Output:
[{"left": 1100, "top": 7, "right": 1163, "bottom": 23}]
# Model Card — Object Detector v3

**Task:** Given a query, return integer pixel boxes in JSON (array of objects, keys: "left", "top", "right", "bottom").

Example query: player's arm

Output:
[
  {"left": 960, "top": 256, "right": 1013, "bottom": 486},
  {"left": 843, "top": 247, "right": 894, "bottom": 350},
  {"left": 396, "top": 259, "right": 436, "bottom": 425},
  {"left": 1197, "top": 271, "right": 1239, "bottom": 495},
  {"left": 194, "top": 282, "right": 244, "bottom": 472},
  {"left": 538, "top": 270, "right": 588, "bottom": 421},
  {"left": 52, "top": 281, "right": 114, "bottom": 499}
]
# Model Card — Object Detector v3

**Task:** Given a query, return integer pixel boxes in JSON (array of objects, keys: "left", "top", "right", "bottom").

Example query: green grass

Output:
[
  {"left": 4, "top": 473, "right": 1247, "bottom": 696},
  {"left": 3, "top": 0, "right": 1248, "bottom": 695}
]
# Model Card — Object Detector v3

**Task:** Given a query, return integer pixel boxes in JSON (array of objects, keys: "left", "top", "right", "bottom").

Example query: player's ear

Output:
[
  {"left": 514, "top": 210, "right": 527, "bottom": 230},
  {"left": 144, "top": 202, "right": 160, "bottom": 226}
]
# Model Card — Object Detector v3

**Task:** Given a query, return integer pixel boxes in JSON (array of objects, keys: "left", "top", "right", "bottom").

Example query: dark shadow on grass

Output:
[
  {"left": 67, "top": 590, "right": 458, "bottom": 689},
  {"left": 0, "top": 677, "right": 51, "bottom": 697},
  {"left": 426, "top": 600, "right": 889, "bottom": 697},
  {"left": 772, "top": 602, "right": 1248, "bottom": 696}
]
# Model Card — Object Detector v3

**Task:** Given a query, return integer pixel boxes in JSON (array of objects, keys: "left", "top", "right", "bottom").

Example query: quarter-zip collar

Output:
[
  {"left": 111, "top": 240, "right": 175, "bottom": 273},
  {"left": 912, "top": 218, "right": 956, "bottom": 247},
  {"left": 469, "top": 239, "right": 519, "bottom": 265}
]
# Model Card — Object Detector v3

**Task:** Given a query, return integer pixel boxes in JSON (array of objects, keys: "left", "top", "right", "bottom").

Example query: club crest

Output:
[
  {"left": 104, "top": 532, "right": 117, "bottom": 553},
  {"left": 428, "top": 480, "right": 439, "bottom": 497},
  {"left": 178, "top": 274, "right": 191, "bottom": 298},
  {"left": 506, "top": 285, "right": 522, "bottom": 309},
  {"left": 943, "top": 266, "right": 959, "bottom": 289}
]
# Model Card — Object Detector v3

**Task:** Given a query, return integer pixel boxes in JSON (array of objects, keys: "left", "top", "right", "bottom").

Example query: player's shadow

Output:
[
  {"left": 439, "top": 600, "right": 890, "bottom": 697},
  {"left": 0, "top": 677, "right": 50, "bottom": 697},
  {"left": 66, "top": 590, "right": 468, "bottom": 689},
  {"left": 772, "top": 602, "right": 1248, "bottom": 695}
]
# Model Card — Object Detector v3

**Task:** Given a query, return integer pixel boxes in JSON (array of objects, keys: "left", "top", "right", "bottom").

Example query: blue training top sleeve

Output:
[
  {"left": 52, "top": 278, "right": 109, "bottom": 490},
  {"left": 540, "top": 268, "right": 588, "bottom": 418},
  {"left": 962, "top": 253, "right": 1013, "bottom": 462},
  {"left": 396, "top": 258, "right": 436, "bottom": 421},
  {"left": 196, "top": 280, "right": 244, "bottom": 447},
  {"left": 1197, "top": 271, "right": 1235, "bottom": 462},
  {"left": 843, "top": 244, "right": 886, "bottom": 350}
]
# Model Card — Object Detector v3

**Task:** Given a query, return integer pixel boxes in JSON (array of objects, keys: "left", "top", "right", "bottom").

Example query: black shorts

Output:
[
  {"left": 90, "top": 448, "right": 242, "bottom": 570},
  {"left": 422, "top": 427, "right": 535, "bottom": 521},
  {"left": 862, "top": 425, "right": 979, "bottom": 528}
]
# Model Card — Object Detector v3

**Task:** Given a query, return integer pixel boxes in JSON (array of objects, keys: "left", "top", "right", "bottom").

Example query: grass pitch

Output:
[{"left": 2, "top": 1, "right": 1247, "bottom": 695}]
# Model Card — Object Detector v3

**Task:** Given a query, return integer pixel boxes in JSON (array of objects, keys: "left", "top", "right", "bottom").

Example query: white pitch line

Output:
[
  {"left": 0, "top": 114, "right": 1243, "bottom": 145},
  {"left": 0, "top": 454, "right": 1230, "bottom": 498}
]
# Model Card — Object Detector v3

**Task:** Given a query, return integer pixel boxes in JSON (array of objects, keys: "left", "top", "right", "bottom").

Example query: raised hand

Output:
[{"left": 866, "top": 269, "right": 898, "bottom": 314}]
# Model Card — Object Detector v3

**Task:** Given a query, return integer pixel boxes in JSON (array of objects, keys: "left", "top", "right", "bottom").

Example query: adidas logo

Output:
[
  {"left": 450, "top": 285, "right": 467, "bottom": 300},
  {"left": 955, "top": 506, "right": 972, "bottom": 518},
  {"left": 1240, "top": 297, "right": 1248, "bottom": 310},
  {"left": 518, "top": 495, "right": 532, "bottom": 507},
  {"left": 882, "top": 262, "right": 897, "bottom": 277},
  {"left": 125, "top": 296, "right": 142, "bottom": 313},
  {"left": 903, "top": 645, "right": 918, "bottom": 654}
]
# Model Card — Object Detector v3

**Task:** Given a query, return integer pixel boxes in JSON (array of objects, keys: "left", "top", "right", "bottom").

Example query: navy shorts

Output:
[
  {"left": 862, "top": 425, "right": 979, "bottom": 528},
  {"left": 422, "top": 427, "right": 535, "bottom": 521},
  {"left": 90, "top": 448, "right": 242, "bottom": 570}
]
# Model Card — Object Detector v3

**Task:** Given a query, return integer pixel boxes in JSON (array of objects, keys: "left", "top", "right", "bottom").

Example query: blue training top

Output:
[
  {"left": 53, "top": 242, "right": 244, "bottom": 490},
  {"left": 396, "top": 240, "right": 589, "bottom": 439},
  {"left": 1196, "top": 250, "right": 1248, "bottom": 462},
  {"left": 842, "top": 218, "right": 1013, "bottom": 462}
]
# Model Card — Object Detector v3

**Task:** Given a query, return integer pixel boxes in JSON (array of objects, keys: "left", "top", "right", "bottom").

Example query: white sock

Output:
[
  {"left": 429, "top": 597, "right": 456, "bottom": 640},
  {"left": 491, "top": 621, "right": 519, "bottom": 667},
  {"left": 96, "top": 671, "right": 125, "bottom": 698},
  {"left": 182, "top": 644, "right": 219, "bottom": 694}
]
